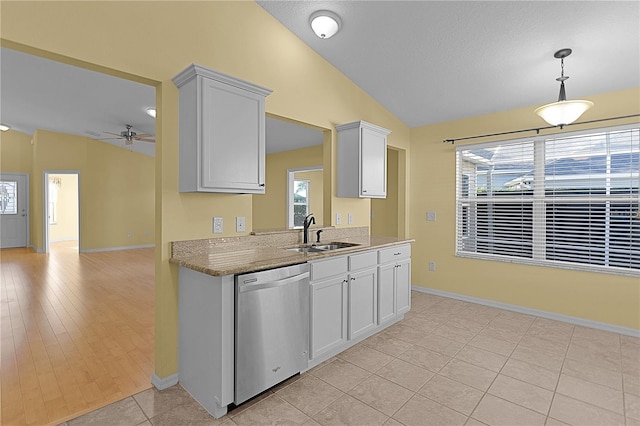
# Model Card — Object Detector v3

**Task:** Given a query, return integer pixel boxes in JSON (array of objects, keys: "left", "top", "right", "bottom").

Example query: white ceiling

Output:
[
  {"left": 1, "top": 47, "right": 157, "bottom": 156},
  {"left": 258, "top": 0, "right": 640, "bottom": 127},
  {"left": 1, "top": 1, "right": 638, "bottom": 157}
]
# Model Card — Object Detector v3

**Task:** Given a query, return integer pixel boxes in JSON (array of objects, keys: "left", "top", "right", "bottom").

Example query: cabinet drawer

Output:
[
  {"left": 310, "top": 256, "right": 348, "bottom": 281},
  {"left": 378, "top": 244, "right": 411, "bottom": 264},
  {"left": 349, "top": 251, "right": 378, "bottom": 271}
]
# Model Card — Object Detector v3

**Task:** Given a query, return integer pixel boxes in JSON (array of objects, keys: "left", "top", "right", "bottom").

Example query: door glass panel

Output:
[{"left": 0, "top": 181, "right": 18, "bottom": 214}]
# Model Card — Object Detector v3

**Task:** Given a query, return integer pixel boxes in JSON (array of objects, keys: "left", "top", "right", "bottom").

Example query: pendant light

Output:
[{"left": 535, "top": 48, "right": 593, "bottom": 127}]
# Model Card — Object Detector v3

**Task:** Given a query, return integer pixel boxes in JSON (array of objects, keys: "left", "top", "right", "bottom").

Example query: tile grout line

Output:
[
  {"left": 463, "top": 309, "right": 533, "bottom": 423},
  {"left": 619, "top": 333, "right": 628, "bottom": 426}
]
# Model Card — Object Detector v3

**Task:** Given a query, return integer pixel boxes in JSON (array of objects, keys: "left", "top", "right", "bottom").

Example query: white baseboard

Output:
[
  {"left": 151, "top": 373, "right": 179, "bottom": 390},
  {"left": 80, "top": 244, "right": 155, "bottom": 253},
  {"left": 413, "top": 286, "right": 640, "bottom": 338}
]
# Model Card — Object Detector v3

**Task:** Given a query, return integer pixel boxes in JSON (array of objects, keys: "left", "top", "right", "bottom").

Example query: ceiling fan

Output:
[{"left": 103, "top": 124, "right": 155, "bottom": 145}]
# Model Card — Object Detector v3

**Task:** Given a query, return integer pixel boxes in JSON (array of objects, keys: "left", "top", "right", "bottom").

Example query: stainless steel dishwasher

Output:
[{"left": 234, "top": 263, "right": 310, "bottom": 405}]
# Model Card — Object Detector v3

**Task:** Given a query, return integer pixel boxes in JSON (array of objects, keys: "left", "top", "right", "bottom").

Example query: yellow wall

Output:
[
  {"left": 410, "top": 87, "right": 640, "bottom": 330},
  {"left": 253, "top": 145, "right": 323, "bottom": 230},
  {"left": 48, "top": 173, "right": 79, "bottom": 242},
  {"left": 1, "top": 1, "right": 412, "bottom": 378},
  {"left": 372, "top": 148, "right": 399, "bottom": 237},
  {"left": 0, "top": 130, "right": 32, "bottom": 174},
  {"left": 31, "top": 130, "right": 154, "bottom": 251}
]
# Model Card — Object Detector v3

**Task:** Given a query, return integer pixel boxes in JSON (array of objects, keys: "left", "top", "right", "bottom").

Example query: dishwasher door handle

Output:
[{"left": 238, "top": 272, "right": 309, "bottom": 293}]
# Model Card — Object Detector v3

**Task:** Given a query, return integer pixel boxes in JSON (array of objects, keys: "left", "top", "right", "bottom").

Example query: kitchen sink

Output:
[
  {"left": 287, "top": 242, "right": 360, "bottom": 253},
  {"left": 288, "top": 246, "right": 325, "bottom": 253}
]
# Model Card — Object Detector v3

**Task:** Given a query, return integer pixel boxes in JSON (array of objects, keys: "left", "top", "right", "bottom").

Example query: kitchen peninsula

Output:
[{"left": 170, "top": 226, "right": 413, "bottom": 418}]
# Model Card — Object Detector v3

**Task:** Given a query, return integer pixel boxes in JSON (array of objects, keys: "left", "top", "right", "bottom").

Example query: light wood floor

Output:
[{"left": 1, "top": 241, "right": 155, "bottom": 425}]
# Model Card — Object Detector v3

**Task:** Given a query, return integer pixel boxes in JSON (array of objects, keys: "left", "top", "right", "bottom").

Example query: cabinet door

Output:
[
  {"left": 396, "top": 259, "right": 411, "bottom": 315},
  {"left": 360, "top": 126, "right": 386, "bottom": 198},
  {"left": 348, "top": 267, "right": 378, "bottom": 340},
  {"left": 310, "top": 276, "right": 348, "bottom": 359},
  {"left": 377, "top": 263, "right": 396, "bottom": 325},
  {"left": 200, "top": 78, "right": 265, "bottom": 192}
]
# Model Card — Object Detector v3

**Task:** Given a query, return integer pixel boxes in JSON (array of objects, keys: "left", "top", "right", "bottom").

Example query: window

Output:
[
  {"left": 0, "top": 181, "right": 18, "bottom": 215},
  {"left": 456, "top": 125, "right": 639, "bottom": 276},
  {"left": 293, "top": 179, "right": 310, "bottom": 227}
]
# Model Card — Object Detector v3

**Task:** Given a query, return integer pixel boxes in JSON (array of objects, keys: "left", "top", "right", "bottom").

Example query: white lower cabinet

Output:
[
  {"left": 310, "top": 275, "right": 348, "bottom": 359},
  {"left": 377, "top": 262, "right": 396, "bottom": 325},
  {"left": 395, "top": 258, "right": 411, "bottom": 315},
  {"left": 347, "top": 266, "right": 378, "bottom": 340},
  {"left": 309, "top": 245, "right": 410, "bottom": 365},
  {"left": 377, "top": 244, "right": 412, "bottom": 324}
]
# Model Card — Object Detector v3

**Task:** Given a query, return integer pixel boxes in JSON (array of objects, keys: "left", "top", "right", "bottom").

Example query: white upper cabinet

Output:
[
  {"left": 336, "top": 120, "right": 390, "bottom": 198},
  {"left": 173, "top": 64, "right": 272, "bottom": 193}
]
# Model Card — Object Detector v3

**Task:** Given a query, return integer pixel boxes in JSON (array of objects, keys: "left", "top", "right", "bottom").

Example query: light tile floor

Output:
[{"left": 61, "top": 291, "right": 640, "bottom": 426}]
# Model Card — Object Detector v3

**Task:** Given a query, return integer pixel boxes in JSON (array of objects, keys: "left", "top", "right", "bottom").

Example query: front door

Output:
[{"left": 0, "top": 173, "right": 28, "bottom": 248}]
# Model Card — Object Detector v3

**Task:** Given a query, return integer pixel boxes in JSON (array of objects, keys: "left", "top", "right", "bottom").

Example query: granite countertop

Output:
[{"left": 169, "top": 235, "right": 414, "bottom": 276}]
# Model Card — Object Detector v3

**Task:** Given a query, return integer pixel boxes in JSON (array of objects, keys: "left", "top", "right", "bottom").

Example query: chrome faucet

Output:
[{"left": 303, "top": 213, "right": 315, "bottom": 244}]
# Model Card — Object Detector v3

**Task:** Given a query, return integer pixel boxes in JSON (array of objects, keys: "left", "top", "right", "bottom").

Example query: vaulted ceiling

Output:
[{"left": 1, "top": 1, "right": 638, "bottom": 157}]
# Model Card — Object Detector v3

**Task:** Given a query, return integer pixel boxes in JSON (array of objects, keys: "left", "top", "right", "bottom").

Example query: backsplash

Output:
[{"left": 170, "top": 226, "right": 369, "bottom": 257}]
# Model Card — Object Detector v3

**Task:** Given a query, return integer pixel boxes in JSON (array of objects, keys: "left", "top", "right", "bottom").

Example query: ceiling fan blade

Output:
[
  {"left": 134, "top": 137, "right": 155, "bottom": 143},
  {"left": 104, "top": 131, "right": 122, "bottom": 137},
  {"left": 99, "top": 137, "right": 124, "bottom": 140},
  {"left": 134, "top": 133, "right": 153, "bottom": 138}
]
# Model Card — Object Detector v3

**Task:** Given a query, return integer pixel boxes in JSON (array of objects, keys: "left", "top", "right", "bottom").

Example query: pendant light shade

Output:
[
  {"left": 535, "top": 99, "right": 594, "bottom": 127},
  {"left": 310, "top": 10, "right": 341, "bottom": 39},
  {"left": 535, "top": 48, "right": 593, "bottom": 126}
]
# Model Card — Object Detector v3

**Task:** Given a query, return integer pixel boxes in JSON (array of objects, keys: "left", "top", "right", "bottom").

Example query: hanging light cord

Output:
[{"left": 443, "top": 114, "right": 640, "bottom": 144}]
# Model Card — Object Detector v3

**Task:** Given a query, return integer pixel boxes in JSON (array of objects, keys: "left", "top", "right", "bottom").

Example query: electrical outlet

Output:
[
  {"left": 236, "top": 216, "right": 245, "bottom": 233},
  {"left": 427, "top": 211, "right": 437, "bottom": 221},
  {"left": 213, "top": 217, "right": 223, "bottom": 234},
  {"left": 336, "top": 213, "right": 342, "bottom": 225},
  {"left": 348, "top": 213, "right": 353, "bottom": 224},
  {"left": 127, "top": 231, "right": 132, "bottom": 238},
  {"left": 429, "top": 261, "right": 436, "bottom": 271}
]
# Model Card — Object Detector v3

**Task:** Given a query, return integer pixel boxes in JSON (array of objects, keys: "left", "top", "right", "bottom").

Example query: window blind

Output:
[{"left": 456, "top": 125, "right": 639, "bottom": 276}]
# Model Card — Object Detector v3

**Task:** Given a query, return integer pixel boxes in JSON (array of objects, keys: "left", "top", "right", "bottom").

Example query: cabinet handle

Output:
[
  {"left": 362, "top": 189, "right": 367, "bottom": 193},
  {"left": 394, "top": 252, "right": 401, "bottom": 256},
  {"left": 259, "top": 183, "right": 265, "bottom": 187},
  {"left": 350, "top": 277, "right": 355, "bottom": 281},
  {"left": 342, "top": 279, "right": 348, "bottom": 284}
]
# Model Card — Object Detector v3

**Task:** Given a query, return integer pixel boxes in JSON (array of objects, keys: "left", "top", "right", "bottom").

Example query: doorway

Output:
[
  {"left": 44, "top": 171, "right": 80, "bottom": 253},
  {"left": 0, "top": 172, "right": 29, "bottom": 248}
]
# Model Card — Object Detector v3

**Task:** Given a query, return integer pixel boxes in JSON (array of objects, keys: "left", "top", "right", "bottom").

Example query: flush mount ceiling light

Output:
[
  {"left": 145, "top": 107, "right": 156, "bottom": 118},
  {"left": 535, "top": 48, "right": 593, "bottom": 127},
  {"left": 0, "top": 124, "right": 11, "bottom": 132},
  {"left": 309, "top": 10, "right": 341, "bottom": 39}
]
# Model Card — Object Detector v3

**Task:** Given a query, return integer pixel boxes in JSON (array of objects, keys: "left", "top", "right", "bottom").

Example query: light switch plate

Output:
[
  {"left": 348, "top": 213, "right": 353, "bottom": 225},
  {"left": 336, "top": 213, "right": 342, "bottom": 225},
  {"left": 213, "top": 217, "right": 223, "bottom": 234},
  {"left": 427, "top": 211, "right": 437, "bottom": 221},
  {"left": 236, "top": 216, "right": 245, "bottom": 233}
]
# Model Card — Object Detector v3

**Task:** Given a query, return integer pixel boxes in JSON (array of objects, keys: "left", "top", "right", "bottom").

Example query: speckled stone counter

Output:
[{"left": 169, "top": 227, "right": 414, "bottom": 276}]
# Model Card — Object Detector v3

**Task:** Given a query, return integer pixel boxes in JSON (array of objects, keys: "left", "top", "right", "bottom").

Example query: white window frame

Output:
[{"left": 456, "top": 123, "right": 639, "bottom": 277}]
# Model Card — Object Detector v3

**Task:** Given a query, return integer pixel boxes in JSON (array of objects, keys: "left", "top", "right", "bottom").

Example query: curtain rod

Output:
[{"left": 443, "top": 114, "right": 640, "bottom": 144}]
